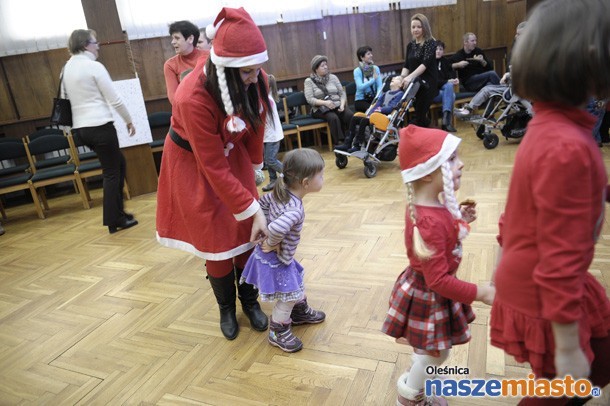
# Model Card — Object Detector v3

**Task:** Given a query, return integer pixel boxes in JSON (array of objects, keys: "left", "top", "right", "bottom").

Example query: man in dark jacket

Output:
[{"left": 449, "top": 32, "right": 500, "bottom": 92}]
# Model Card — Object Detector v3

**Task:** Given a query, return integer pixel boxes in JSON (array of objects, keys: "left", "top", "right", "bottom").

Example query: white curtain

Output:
[
  {"left": 114, "top": 0, "right": 222, "bottom": 39},
  {"left": 0, "top": 0, "right": 87, "bottom": 56},
  {"left": 399, "top": 0, "right": 456, "bottom": 9},
  {"left": 0, "top": 0, "right": 457, "bottom": 55},
  {"left": 115, "top": 1, "right": 327, "bottom": 36}
]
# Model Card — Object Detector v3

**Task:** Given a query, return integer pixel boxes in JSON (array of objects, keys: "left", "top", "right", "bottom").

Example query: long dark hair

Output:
[{"left": 204, "top": 59, "right": 271, "bottom": 129}]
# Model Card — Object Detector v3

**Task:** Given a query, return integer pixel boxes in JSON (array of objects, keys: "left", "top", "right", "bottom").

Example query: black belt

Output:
[{"left": 169, "top": 127, "right": 192, "bottom": 152}]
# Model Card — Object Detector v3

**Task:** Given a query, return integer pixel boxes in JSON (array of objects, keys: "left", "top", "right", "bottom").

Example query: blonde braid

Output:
[
  {"left": 441, "top": 162, "right": 461, "bottom": 220},
  {"left": 407, "top": 182, "right": 434, "bottom": 259},
  {"left": 216, "top": 65, "right": 234, "bottom": 116},
  {"left": 441, "top": 161, "right": 469, "bottom": 243}
]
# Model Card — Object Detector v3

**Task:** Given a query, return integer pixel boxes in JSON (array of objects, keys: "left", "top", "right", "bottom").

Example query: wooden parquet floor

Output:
[{"left": 1, "top": 121, "right": 609, "bottom": 405}]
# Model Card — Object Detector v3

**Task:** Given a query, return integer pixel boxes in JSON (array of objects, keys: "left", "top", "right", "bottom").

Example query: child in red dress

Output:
[
  {"left": 490, "top": 1, "right": 610, "bottom": 404},
  {"left": 382, "top": 125, "right": 495, "bottom": 406}
]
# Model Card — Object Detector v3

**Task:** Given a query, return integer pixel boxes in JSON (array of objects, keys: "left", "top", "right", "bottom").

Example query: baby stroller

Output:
[
  {"left": 334, "top": 80, "right": 420, "bottom": 178},
  {"left": 465, "top": 87, "right": 532, "bottom": 149}
]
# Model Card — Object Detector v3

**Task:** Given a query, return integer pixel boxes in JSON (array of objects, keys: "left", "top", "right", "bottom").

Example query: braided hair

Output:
[{"left": 406, "top": 159, "right": 468, "bottom": 260}]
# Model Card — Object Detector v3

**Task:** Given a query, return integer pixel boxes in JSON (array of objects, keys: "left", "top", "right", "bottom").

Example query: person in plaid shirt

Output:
[{"left": 382, "top": 125, "right": 495, "bottom": 406}]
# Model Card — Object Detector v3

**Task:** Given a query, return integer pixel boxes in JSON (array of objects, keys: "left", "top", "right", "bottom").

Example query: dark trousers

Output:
[
  {"left": 354, "top": 99, "right": 371, "bottom": 113},
  {"left": 464, "top": 70, "right": 501, "bottom": 92},
  {"left": 312, "top": 107, "right": 354, "bottom": 145},
  {"left": 413, "top": 85, "right": 438, "bottom": 128},
  {"left": 75, "top": 122, "right": 126, "bottom": 226},
  {"left": 348, "top": 116, "right": 370, "bottom": 145}
]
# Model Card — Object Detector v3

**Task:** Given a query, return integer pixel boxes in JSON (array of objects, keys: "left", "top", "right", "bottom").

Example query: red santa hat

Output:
[
  {"left": 206, "top": 7, "right": 268, "bottom": 133},
  {"left": 399, "top": 125, "right": 461, "bottom": 184}
]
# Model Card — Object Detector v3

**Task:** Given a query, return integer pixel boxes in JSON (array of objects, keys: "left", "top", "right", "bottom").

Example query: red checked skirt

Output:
[{"left": 382, "top": 267, "right": 475, "bottom": 352}]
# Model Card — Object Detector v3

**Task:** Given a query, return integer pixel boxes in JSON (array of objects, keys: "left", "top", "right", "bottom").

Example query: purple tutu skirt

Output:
[{"left": 240, "top": 245, "right": 305, "bottom": 302}]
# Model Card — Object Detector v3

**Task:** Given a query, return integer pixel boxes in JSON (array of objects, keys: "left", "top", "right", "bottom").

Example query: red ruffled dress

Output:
[
  {"left": 491, "top": 103, "right": 610, "bottom": 377},
  {"left": 382, "top": 206, "right": 478, "bottom": 353}
]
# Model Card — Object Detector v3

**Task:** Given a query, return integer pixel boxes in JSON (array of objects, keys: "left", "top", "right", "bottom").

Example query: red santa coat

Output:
[{"left": 156, "top": 57, "right": 266, "bottom": 260}]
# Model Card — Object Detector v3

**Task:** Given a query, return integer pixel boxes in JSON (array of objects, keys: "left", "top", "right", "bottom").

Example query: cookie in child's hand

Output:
[{"left": 460, "top": 199, "right": 476, "bottom": 207}]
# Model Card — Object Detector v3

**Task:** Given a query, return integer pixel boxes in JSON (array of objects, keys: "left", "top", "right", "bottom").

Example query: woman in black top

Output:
[{"left": 400, "top": 13, "right": 438, "bottom": 127}]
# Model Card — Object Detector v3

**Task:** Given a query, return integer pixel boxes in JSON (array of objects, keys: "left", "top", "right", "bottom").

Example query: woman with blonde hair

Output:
[{"left": 400, "top": 13, "right": 438, "bottom": 127}]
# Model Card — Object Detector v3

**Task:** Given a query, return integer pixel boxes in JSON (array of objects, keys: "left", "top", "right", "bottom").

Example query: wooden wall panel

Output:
[
  {"left": 3, "top": 52, "right": 58, "bottom": 121},
  {"left": 131, "top": 37, "right": 175, "bottom": 100},
  {"left": 0, "top": 0, "right": 526, "bottom": 136},
  {"left": 0, "top": 62, "right": 18, "bottom": 125}
]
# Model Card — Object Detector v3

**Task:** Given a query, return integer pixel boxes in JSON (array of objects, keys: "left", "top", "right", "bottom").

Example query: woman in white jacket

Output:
[{"left": 63, "top": 29, "right": 137, "bottom": 234}]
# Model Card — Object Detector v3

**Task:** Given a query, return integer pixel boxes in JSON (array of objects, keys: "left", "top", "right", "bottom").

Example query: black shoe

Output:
[
  {"left": 347, "top": 145, "right": 360, "bottom": 153},
  {"left": 108, "top": 217, "right": 138, "bottom": 234},
  {"left": 334, "top": 144, "right": 350, "bottom": 152},
  {"left": 262, "top": 180, "right": 276, "bottom": 192},
  {"left": 121, "top": 212, "right": 134, "bottom": 221},
  {"left": 442, "top": 123, "right": 457, "bottom": 132},
  {"left": 442, "top": 111, "right": 457, "bottom": 133}
]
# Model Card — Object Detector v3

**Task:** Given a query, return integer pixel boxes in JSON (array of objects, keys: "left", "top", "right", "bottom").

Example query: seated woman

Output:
[
  {"left": 432, "top": 40, "right": 458, "bottom": 132},
  {"left": 304, "top": 55, "right": 354, "bottom": 147},
  {"left": 353, "top": 46, "right": 383, "bottom": 113},
  {"left": 335, "top": 76, "right": 404, "bottom": 153}
]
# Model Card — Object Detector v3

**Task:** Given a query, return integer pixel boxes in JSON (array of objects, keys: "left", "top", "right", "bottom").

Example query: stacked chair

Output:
[{"left": 282, "top": 92, "right": 332, "bottom": 152}]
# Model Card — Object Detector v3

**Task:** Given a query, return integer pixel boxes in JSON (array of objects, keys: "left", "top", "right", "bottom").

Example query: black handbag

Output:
[{"left": 50, "top": 68, "right": 72, "bottom": 126}]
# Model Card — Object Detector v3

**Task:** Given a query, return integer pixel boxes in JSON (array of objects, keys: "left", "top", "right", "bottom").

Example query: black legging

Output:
[{"left": 74, "top": 122, "right": 126, "bottom": 226}]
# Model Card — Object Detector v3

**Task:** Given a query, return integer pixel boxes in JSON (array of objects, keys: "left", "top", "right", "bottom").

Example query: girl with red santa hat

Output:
[
  {"left": 156, "top": 7, "right": 271, "bottom": 340},
  {"left": 382, "top": 125, "right": 495, "bottom": 405}
]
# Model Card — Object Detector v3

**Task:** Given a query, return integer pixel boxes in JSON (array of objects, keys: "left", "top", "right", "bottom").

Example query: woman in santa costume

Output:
[{"left": 156, "top": 7, "right": 271, "bottom": 340}]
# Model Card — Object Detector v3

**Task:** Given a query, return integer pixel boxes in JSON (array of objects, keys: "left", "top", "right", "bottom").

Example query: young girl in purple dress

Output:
[{"left": 240, "top": 148, "right": 326, "bottom": 352}]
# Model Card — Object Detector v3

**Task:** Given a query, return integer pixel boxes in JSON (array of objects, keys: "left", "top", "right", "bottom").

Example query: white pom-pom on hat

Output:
[{"left": 205, "top": 23, "right": 217, "bottom": 40}]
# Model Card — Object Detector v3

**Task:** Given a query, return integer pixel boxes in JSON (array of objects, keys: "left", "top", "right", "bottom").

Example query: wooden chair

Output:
[
  {"left": 26, "top": 128, "right": 71, "bottom": 170},
  {"left": 0, "top": 141, "right": 44, "bottom": 219},
  {"left": 279, "top": 96, "right": 302, "bottom": 150},
  {"left": 284, "top": 92, "right": 332, "bottom": 152},
  {"left": 148, "top": 111, "right": 171, "bottom": 154},
  {"left": 23, "top": 134, "right": 91, "bottom": 217},
  {"left": 66, "top": 131, "right": 131, "bottom": 201},
  {"left": 343, "top": 81, "right": 357, "bottom": 112}
]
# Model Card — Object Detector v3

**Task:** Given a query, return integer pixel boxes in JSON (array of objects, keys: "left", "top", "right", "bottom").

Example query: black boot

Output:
[
  {"left": 442, "top": 111, "right": 457, "bottom": 133},
  {"left": 235, "top": 267, "right": 269, "bottom": 331},
  {"left": 334, "top": 132, "right": 355, "bottom": 151},
  {"left": 207, "top": 271, "right": 239, "bottom": 340}
]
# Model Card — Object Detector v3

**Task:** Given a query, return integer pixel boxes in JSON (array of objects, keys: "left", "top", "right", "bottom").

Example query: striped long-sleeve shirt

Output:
[{"left": 260, "top": 191, "right": 304, "bottom": 265}]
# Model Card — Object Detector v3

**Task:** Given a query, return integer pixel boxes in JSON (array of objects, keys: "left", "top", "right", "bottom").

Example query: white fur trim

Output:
[
  {"left": 234, "top": 198, "right": 260, "bottom": 221},
  {"left": 226, "top": 117, "right": 246, "bottom": 133},
  {"left": 401, "top": 134, "right": 461, "bottom": 184},
  {"left": 211, "top": 49, "right": 268, "bottom": 68},
  {"left": 252, "top": 162, "right": 263, "bottom": 171},
  {"left": 396, "top": 372, "right": 421, "bottom": 400},
  {"left": 156, "top": 232, "right": 255, "bottom": 261}
]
